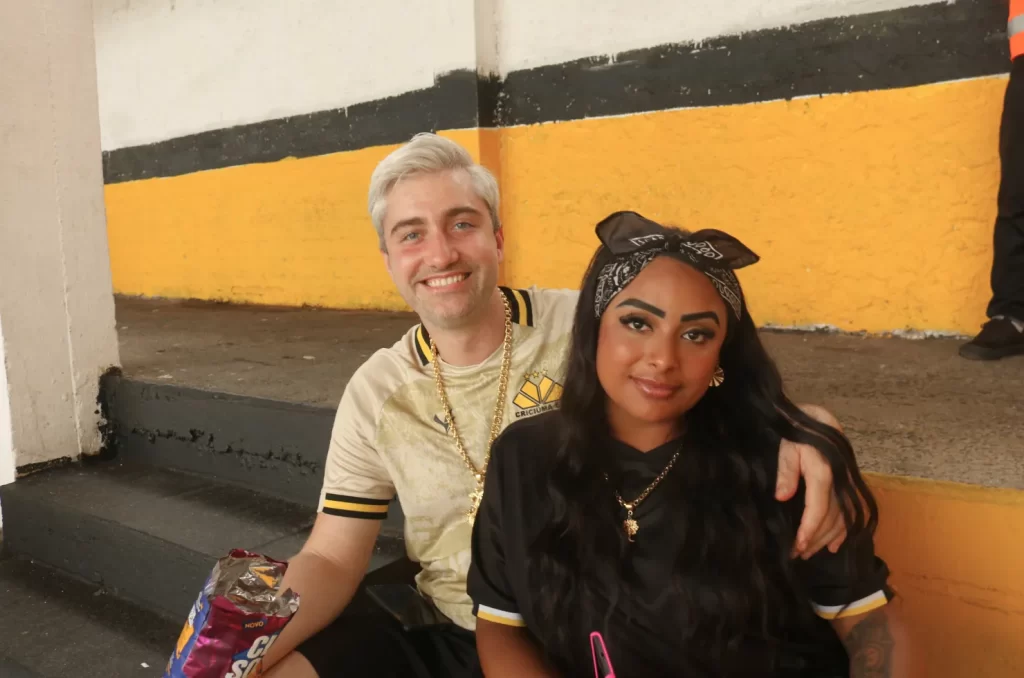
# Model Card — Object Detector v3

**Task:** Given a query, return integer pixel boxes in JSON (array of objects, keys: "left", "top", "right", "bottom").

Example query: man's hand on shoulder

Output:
[{"left": 775, "top": 403, "right": 847, "bottom": 560}]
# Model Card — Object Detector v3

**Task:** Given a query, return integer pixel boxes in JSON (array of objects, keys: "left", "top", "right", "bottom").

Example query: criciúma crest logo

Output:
[{"left": 513, "top": 372, "right": 563, "bottom": 419}]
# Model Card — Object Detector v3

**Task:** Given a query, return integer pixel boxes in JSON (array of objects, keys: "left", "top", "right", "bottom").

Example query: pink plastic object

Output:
[{"left": 590, "top": 631, "right": 616, "bottom": 678}]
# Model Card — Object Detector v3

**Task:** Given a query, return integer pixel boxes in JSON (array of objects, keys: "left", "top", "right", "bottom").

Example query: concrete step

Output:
[
  {"left": 113, "top": 296, "right": 1024, "bottom": 490},
  {"left": 102, "top": 372, "right": 407, "bottom": 526},
  {"left": 102, "top": 372, "right": 333, "bottom": 507},
  {"left": 0, "top": 557, "right": 179, "bottom": 678},
  {"left": 0, "top": 657, "right": 42, "bottom": 678},
  {"left": 0, "top": 460, "right": 406, "bottom": 620}
]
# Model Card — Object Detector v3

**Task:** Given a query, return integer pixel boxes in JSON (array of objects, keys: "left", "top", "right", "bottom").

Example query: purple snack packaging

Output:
[{"left": 164, "top": 549, "right": 300, "bottom": 678}]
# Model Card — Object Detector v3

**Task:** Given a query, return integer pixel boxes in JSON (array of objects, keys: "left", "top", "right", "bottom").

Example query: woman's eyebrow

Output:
[
  {"left": 680, "top": 311, "right": 720, "bottom": 326},
  {"left": 616, "top": 298, "right": 665, "bottom": 318}
]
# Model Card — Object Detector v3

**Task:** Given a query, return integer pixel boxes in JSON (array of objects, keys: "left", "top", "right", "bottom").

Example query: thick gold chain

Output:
[{"left": 430, "top": 294, "right": 513, "bottom": 520}]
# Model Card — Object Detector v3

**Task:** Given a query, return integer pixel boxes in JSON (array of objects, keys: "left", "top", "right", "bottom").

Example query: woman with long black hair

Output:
[{"left": 467, "top": 211, "right": 912, "bottom": 677}]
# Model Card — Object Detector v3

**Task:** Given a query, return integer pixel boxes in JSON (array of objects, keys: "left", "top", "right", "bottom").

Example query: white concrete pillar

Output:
[
  {"left": 0, "top": 317, "right": 15, "bottom": 489},
  {"left": 0, "top": 317, "right": 14, "bottom": 528},
  {"left": 0, "top": 0, "right": 120, "bottom": 486}
]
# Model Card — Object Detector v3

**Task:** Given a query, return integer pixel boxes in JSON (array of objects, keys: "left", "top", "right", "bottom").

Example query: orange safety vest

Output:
[{"left": 1012, "top": 0, "right": 1024, "bottom": 60}]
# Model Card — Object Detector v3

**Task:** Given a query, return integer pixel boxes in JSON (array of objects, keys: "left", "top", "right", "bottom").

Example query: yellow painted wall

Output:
[
  {"left": 105, "top": 77, "right": 1007, "bottom": 333},
  {"left": 105, "top": 129, "right": 495, "bottom": 311},
  {"left": 868, "top": 474, "right": 1024, "bottom": 677},
  {"left": 499, "top": 76, "right": 1005, "bottom": 334}
]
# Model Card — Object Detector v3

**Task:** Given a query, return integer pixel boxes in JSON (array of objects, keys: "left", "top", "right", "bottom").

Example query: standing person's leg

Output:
[
  {"left": 991, "top": 58, "right": 1024, "bottom": 321},
  {"left": 961, "top": 57, "right": 1024, "bottom": 360}
]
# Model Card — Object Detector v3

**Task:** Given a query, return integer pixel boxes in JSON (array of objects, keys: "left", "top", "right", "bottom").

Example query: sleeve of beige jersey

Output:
[{"left": 318, "top": 366, "right": 396, "bottom": 520}]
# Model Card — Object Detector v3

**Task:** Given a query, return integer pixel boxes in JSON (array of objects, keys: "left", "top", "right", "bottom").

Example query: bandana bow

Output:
[{"left": 593, "top": 211, "right": 760, "bottom": 319}]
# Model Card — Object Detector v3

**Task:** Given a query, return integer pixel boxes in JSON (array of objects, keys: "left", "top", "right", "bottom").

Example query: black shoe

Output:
[{"left": 959, "top": 317, "right": 1024, "bottom": 360}]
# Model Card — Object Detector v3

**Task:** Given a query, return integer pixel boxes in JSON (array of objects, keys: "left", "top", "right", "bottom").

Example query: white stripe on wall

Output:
[{"left": 94, "top": 0, "right": 938, "bottom": 150}]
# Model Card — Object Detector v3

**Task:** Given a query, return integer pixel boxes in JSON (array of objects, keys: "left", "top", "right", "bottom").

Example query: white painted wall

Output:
[
  {"left": 0, "top": 0, "right": 121, "bottom": 469},
  {"left": 493, "top": 0, "right": 941, "bottom": 75},
  {"left": 93, "top": 0, "right": 478, "bottom": 150},
  {"left": 93, "top": 0, "right": 935, "bottom": 150}
]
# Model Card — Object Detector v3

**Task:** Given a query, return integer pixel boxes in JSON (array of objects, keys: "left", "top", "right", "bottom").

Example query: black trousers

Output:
[
  {"left": 989, "top": 57, "right": 1024, "bottom": 320},
  {"left": 294, "top": 559, "right": 481, "bottom": 678},
  {"left": 295, "top": 601, "right": 479, "bottom": 678}
]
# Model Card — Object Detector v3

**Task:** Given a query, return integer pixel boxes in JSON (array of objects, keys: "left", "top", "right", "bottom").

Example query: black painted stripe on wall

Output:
[
  {"left": 102, "top": 70, "right": 494, "bottom": 184},
  {"left": 498, "top": 0, "right": 1009, "bottom": 125},
  {"left": 103, "top": 0, "right": 1008, "bottom": 184}
]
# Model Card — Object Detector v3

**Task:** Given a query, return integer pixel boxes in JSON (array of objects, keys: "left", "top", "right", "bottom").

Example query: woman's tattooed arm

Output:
[
  {"left": 831, "top": 604, "right": 912, "bottom": 678},
  {"left": 842, "top": 607, "right": 895, "bottom": 676}
]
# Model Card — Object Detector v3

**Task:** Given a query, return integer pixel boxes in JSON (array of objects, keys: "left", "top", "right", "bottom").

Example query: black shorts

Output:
[{"left": 295, "top": 588, "right": 480, "bottom": 678}]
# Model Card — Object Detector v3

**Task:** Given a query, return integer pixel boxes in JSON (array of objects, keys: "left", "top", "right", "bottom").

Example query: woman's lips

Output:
[{"left": 630, "top": 376, "right": 681, "bottom": 400}]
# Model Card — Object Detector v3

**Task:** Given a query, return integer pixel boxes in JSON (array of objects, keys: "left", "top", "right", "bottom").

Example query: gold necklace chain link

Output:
[
  {"left": 607, "top": 447, "right": 681, "bottom": 542},
  {"left": 613, "top": 450, "right": 680, "bottom": 510},
  {"left": 430, "top": 294, "right": 513, "bottom": 520}
]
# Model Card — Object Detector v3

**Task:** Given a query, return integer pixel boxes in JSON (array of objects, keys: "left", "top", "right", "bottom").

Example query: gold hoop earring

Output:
[{"left": 709, "top": 366, "right": 725, "bottom": 387}]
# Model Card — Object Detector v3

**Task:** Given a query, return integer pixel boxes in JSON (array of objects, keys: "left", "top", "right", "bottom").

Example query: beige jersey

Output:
[{"left": 319, "top": 286, "right": 578, "bottom": 629}]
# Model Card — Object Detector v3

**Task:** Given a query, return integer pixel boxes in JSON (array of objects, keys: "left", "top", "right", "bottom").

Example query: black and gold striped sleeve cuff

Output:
[
  {"left": 320, "top": 493, "right": 391, "bottom": 520},
  {"left": 472, "top": 603, "right": 526, "bottom": 627},
  {"left": 812, "top": 589, "right": 892, "bottom": 620}
]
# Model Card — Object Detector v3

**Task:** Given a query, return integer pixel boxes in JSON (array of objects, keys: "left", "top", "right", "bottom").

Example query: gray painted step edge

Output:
[
  {"left": 2, "top": 477, "right": 226, "bottom": 620},
  {"left": 0, "top": 557, "right": 180, "bottom": 678},
  {"left": 101, "top": 373, "right": 405, "bottom": 535},
  {"left": 0, "top": 462, "right": 407, "bottom": 619},
  {"left": 0, "top": 657, "right": 41, "bottom": 678},
  {"left": 101, "top": 372, "right": 332, "bottom": 506}
]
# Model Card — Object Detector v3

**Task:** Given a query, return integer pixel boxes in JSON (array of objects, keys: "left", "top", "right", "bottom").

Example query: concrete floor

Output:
[
  {"left": 115, "top": 297, "right": 1024, "bottom": 489},
  {"left": 117, "top": 297, "right": 413, "bottom": 407}
]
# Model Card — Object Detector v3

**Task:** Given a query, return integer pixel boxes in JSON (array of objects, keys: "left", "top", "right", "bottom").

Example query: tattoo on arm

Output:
[{"left": 844, "top": 607, "right": 895, "bottom": 678}]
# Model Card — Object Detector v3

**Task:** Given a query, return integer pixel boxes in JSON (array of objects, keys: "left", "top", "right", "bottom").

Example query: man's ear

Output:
[
  {"left": 495, "top": 226, "right": 505, "bottom": 263},
  {"left": 382, "top": 246, "right": 391, "bottom": 275}
]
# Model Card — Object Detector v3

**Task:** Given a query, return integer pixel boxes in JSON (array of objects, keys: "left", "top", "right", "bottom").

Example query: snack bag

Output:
[{"left": 164, "top": 549, "right": 300, "bottom": 678}]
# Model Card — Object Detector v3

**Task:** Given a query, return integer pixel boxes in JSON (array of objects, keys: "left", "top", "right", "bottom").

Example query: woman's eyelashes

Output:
[
  {"left": 620, "top": 314, "right": 652, "bottom": 333},
  {"left": 682, "top": 327, "right": 716, "bottom": 344},
  {"left": 619, "top": 314, "right": 716, "bottom": 343}
]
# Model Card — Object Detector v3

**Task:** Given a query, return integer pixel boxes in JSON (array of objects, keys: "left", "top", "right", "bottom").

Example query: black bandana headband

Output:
[{"left": 593, "top": 211, "right": 760, "bottom": 319}]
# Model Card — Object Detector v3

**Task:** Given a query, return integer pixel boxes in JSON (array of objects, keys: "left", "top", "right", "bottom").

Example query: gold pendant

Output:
[
  {"left": 623, "top": 508, "right": 638, "bottom": 542},
  {"left": 467, "top": 486, "right": 485, "bottom": 522}
]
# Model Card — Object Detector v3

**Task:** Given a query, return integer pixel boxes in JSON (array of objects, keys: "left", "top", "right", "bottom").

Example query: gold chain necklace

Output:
[
  {"left": 606, "top": 449, "right": 680, "bottom": 542},
  {"left": 430, "top": 294, "right": 513, "bottom": 524}
]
